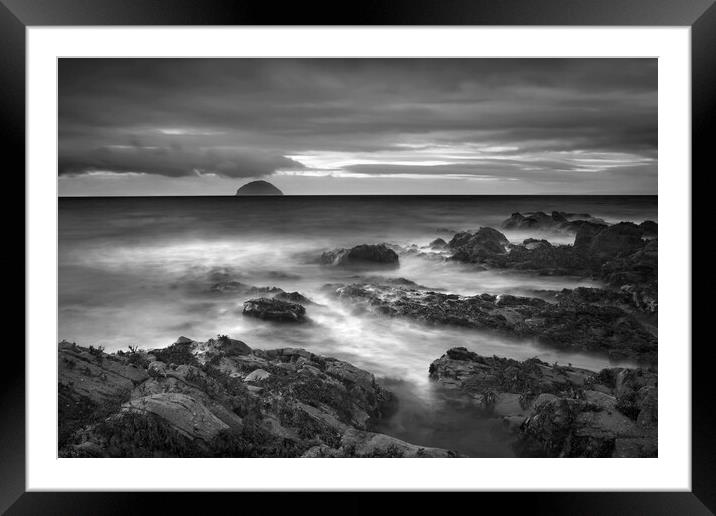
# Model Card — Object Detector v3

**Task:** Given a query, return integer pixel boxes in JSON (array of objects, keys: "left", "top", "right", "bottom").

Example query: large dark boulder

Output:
[
  {"left": 320, "top": 243, "right": 399, "bottom": 267},
  {"left": 448, "top": 227, "right": 509, "bottom": 262},
  {"left": 242, "top": 297, "right": 306, "bottom": 322}
]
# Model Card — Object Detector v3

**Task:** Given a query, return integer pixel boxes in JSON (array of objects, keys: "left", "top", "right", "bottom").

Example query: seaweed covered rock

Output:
[
  {"left": 243, "top": 297, "right": 307, "bottom": 322},
  {"left": 326, "top": 282, "right": 656, "bottom": 363},
  {"left": 59, "top": 337, "right": 452, "bottom": 458},
  {"left": 429, "top": 348, "right": 657, "bottom": 457}
]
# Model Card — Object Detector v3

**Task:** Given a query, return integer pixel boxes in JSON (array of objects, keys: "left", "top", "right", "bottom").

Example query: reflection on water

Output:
[{"left": 59, "top": 195, "right": 656, "bottom": 456}]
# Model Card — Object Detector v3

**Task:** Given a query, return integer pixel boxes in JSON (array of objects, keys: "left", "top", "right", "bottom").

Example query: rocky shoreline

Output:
[
  {"left": 58, "top": 335, "right": 657, "bottom": 458},
  {"left": 59, "top": 337, "right": 456, "bottom": 458},
  {"left": 59, "top": 211, "right": 658, "bottom": 458}
]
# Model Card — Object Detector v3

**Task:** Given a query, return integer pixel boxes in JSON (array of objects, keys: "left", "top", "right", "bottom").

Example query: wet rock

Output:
[
  {"left": 243, "top": 297, "right": 307, "bottom": 322},
  {"left": 448, "top": 227, "right": 509, "bottom": 262},
  {"left": 327, "top": 283, "right": 656, "bottom": 363},
  {"left": 320, "top": 243, "right": 399, "bottom": 267},
  {"left": 429, "top": 348, "right": 657, "bottom": 457}
]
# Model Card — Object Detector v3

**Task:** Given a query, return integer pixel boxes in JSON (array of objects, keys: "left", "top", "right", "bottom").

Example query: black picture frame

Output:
[{"left": 3, "top": 0, "right": 711, "bottom": 513}]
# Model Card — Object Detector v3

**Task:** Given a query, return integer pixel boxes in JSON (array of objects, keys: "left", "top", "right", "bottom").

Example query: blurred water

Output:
[{"left": 59, "top": 195, "right": 656, "bottom": 456}]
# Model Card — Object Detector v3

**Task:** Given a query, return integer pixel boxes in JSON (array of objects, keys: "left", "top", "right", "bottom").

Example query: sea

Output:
[{"left": 58, "top": 195, "right": 657, "bottom": 457}]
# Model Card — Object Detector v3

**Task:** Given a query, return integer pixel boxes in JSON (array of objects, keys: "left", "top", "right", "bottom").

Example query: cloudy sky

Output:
[{"left": 58, "top": 58, "right": 657, "bottom": 196}]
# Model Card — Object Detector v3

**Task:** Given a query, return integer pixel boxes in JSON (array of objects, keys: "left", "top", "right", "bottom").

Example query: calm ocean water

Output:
[{"left": 59, "top": 195, "right": 657, "bottom": 456}]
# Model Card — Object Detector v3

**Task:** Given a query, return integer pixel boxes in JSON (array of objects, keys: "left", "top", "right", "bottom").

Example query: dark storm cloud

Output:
[
  {"left": 58, "top": 58, "right": 656, "bottom": 189},
  {"left": 58, "top": 145, "right": 304, "bottom": 178}
]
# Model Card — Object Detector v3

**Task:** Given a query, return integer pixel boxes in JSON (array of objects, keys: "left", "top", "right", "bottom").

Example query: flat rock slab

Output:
[
  {"left": 123, "top": 392, "right": 229, "bottom": 441},
  {"left": 59, "top": 346, "right": 148, "bottom": 405}
]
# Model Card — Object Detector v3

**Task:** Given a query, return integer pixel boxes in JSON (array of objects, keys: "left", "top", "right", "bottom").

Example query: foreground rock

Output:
[
  {"left": 243, "top": 297, "right": 307, "bottom": 322},
  {"left": 326, "top": 283, "right": 656, "bottom": 363},
  {"left": 320, "top": 243, "right": 399, "bottom": 268},
  {"left": 58, "top": 340, "right": 150, "bottom": 446},
  {"left": 429, "top": 348, "right": 657, "bottom": 457},
  {"left": 59, "top": 338, "right": 455, "bottom": 458}
]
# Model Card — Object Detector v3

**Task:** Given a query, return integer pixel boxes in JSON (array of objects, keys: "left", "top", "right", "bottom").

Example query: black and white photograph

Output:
[{"left": 57, "top": 57, "right": 658, "bottom": 459}]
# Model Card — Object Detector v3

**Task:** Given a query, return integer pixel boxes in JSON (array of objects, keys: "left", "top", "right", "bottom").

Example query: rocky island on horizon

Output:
[{"left": 235, "top": 180, "right": 284, "bottom": 196}]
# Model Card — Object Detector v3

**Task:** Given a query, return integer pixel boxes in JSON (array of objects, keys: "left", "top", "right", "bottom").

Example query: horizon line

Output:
[{"left": 58, "top": 193, "right": 658, "bottom": 198}]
